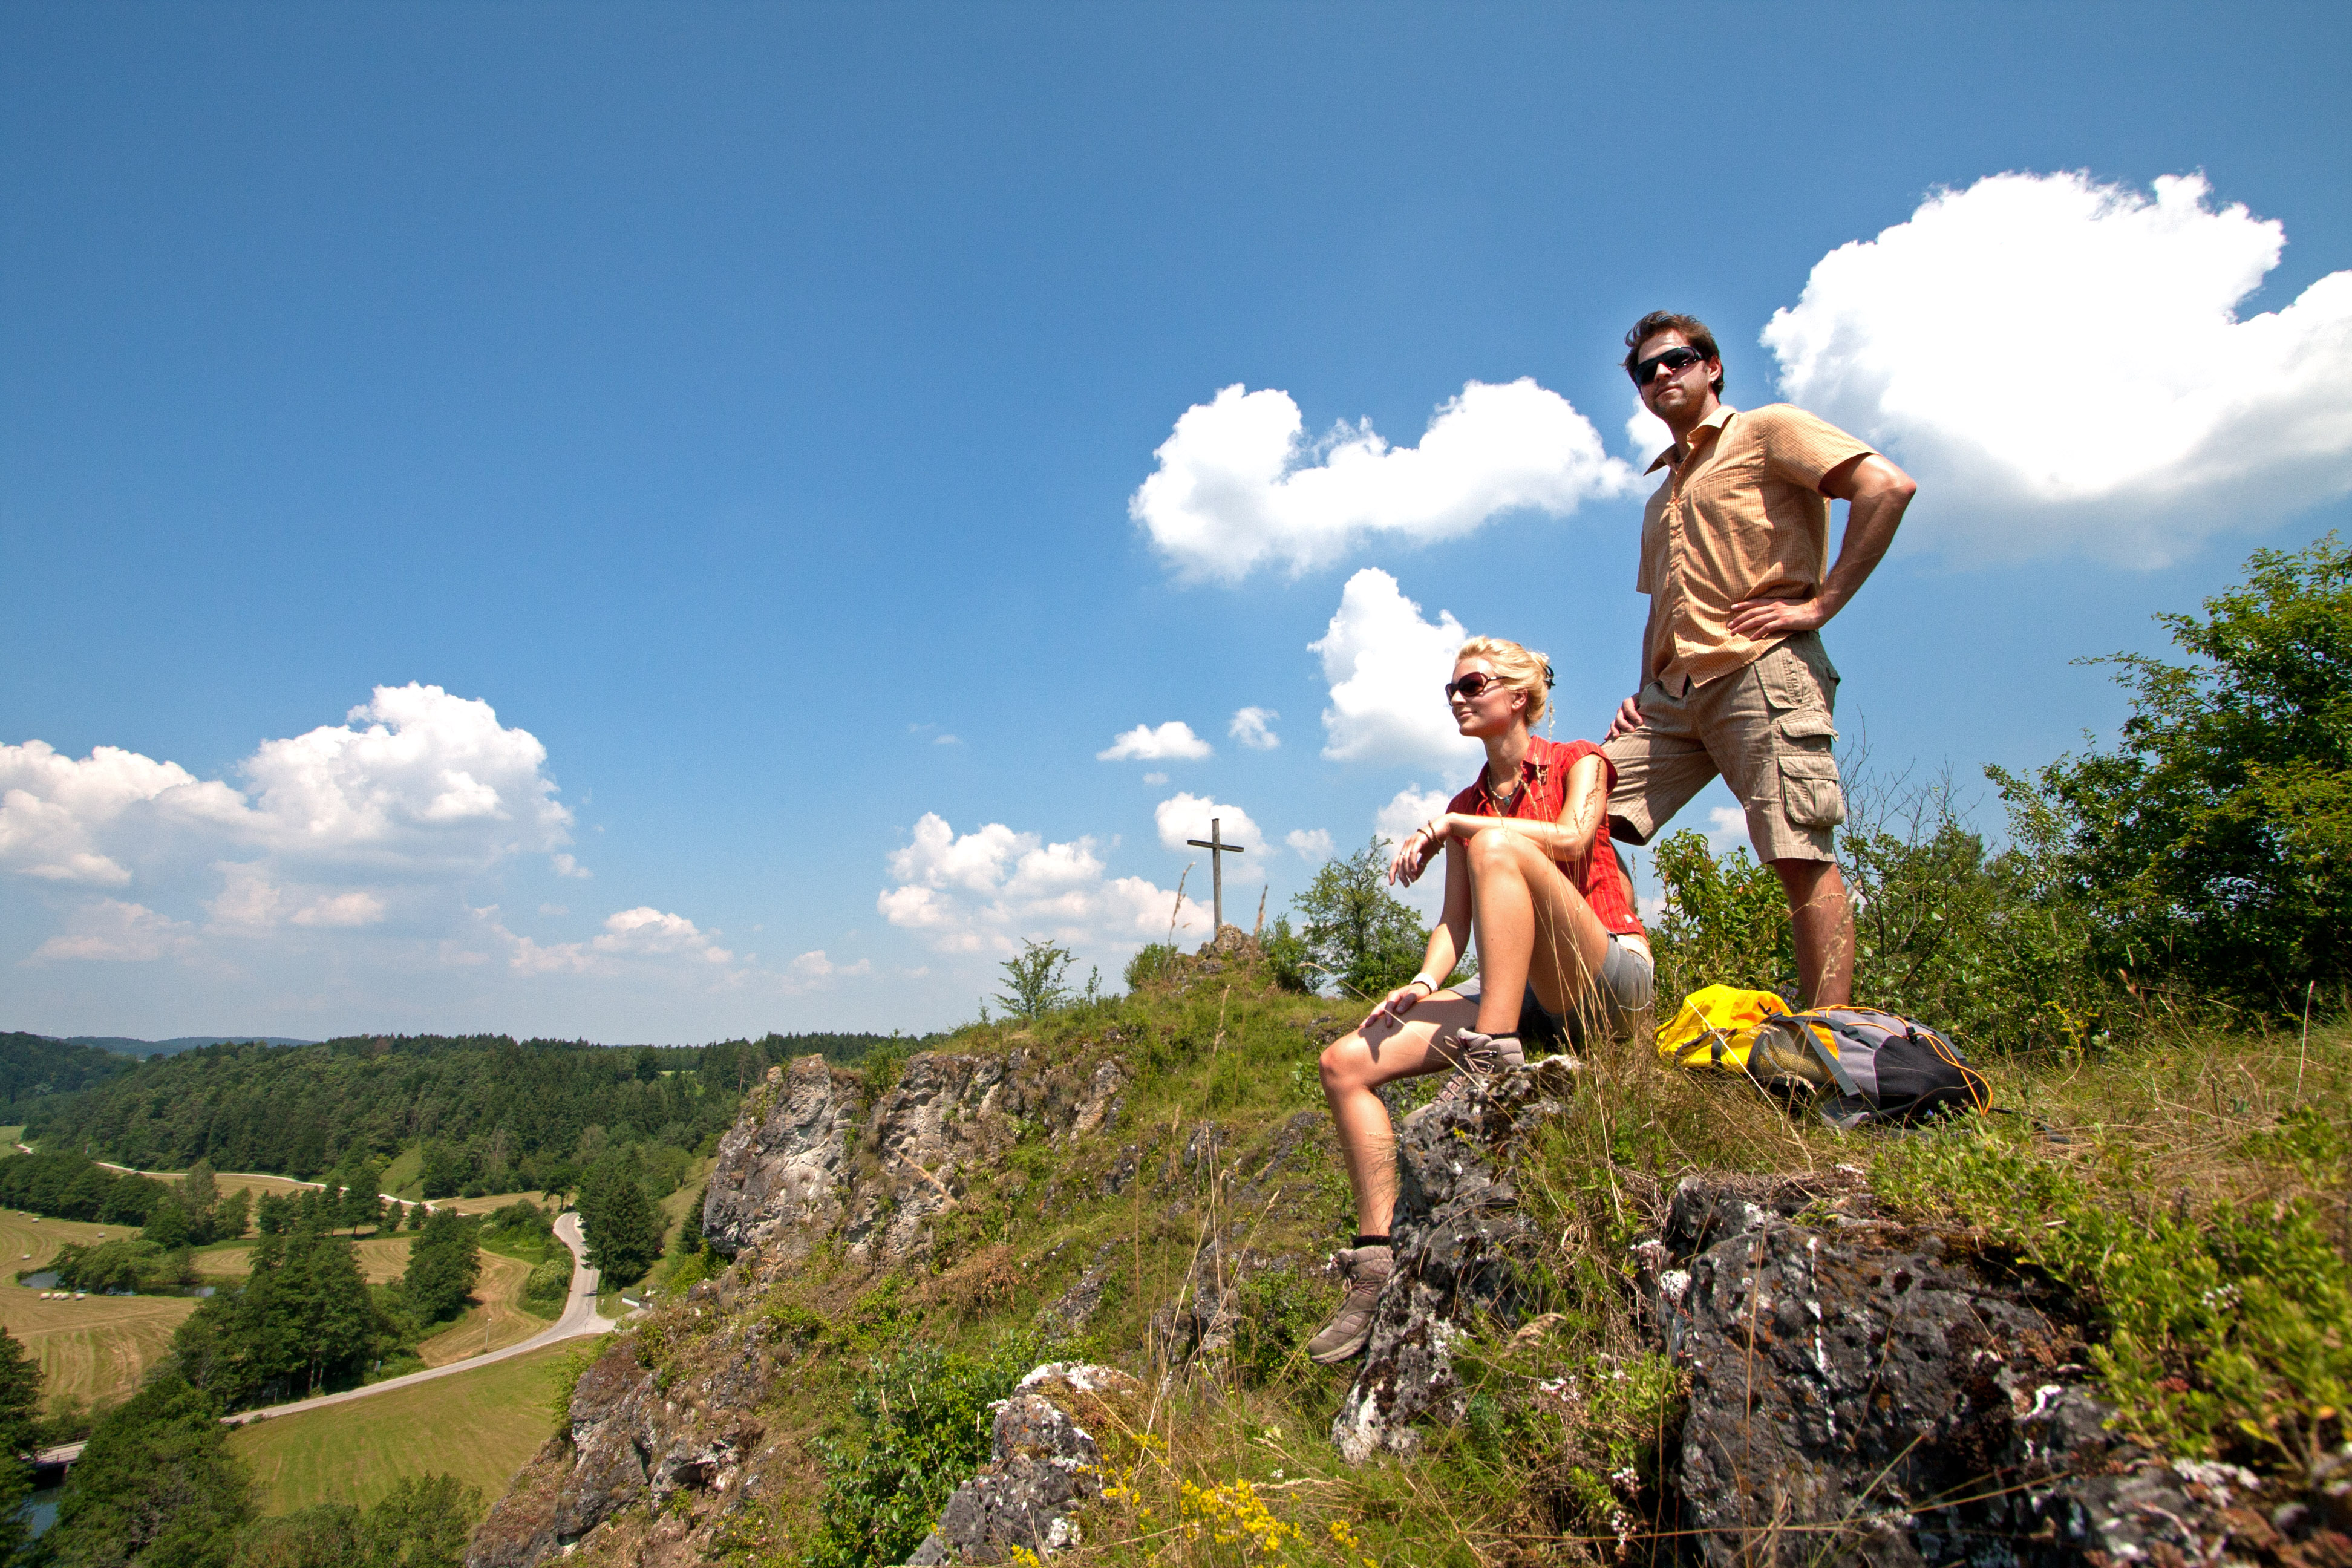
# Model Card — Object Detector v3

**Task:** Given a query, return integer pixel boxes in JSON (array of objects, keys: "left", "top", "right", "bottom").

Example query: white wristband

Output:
[{"left": 1408, "top": 975, "right": 1437, "bottom": 993}]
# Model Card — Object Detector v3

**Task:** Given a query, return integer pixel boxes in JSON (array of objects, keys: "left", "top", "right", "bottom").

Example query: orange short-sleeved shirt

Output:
[
  {"left": 1445, "top": 737, "right": 1645, "bottom": 938},
  {"left": 1635, "top": 404, "right": 1875, "bottom": 691}
]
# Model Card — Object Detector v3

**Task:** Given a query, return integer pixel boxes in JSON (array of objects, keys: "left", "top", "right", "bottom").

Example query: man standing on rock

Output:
[{"left": 1602, "top": 312, "right": 1917, "bottom": 1007}]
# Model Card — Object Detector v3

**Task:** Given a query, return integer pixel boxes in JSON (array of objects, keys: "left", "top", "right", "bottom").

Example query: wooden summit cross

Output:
[{"left": 1186, "top": 817, "right": 1248, "bottom": 936}]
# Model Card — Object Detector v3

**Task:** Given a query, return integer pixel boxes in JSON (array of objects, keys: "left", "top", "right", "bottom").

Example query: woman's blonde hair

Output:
[{"left": 1455, "top": 636, "right": 1553, "bottom": 727}]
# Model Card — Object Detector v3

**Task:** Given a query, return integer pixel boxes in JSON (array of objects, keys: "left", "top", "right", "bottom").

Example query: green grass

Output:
[
  {"left": 379, "top": 1143, "right": 422, "bottom": 1199},
  {"left": 227, "top": 1341, "right": 579, "bottom": 1515}
]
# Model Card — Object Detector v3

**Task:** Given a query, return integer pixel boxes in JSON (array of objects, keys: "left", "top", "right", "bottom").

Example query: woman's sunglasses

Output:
[
  {"left": 1444, "top": 671, "right": 1504, "bottom": 702},
  {"left": 1631, "top": 345, "right": 1708, "bottom": 386}
]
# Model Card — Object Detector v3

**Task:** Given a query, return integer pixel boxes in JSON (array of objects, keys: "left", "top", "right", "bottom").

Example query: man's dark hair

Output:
[{"left": 1623, "top": 311, "right": 1726, "bottom": 395}]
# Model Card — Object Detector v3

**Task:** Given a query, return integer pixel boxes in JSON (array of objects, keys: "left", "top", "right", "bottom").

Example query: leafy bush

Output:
[
  {"left": 1282, "top": 837, "right": 1428, "bottom": 1002},
  {"left": 523, "top": 1256, "right": 572, "bottom": 1306},
  {"left": 996, "top": 938, "right": 1077, "bottom": 1019},
  {"left": 228, "top": 1471, "right": 483, "bottom": 1567},
  {"left": 800, "top": 1338, "right": 1038, "bottom": 1568},
  {"left": 1648, "top": 771, "right": 2120, "bottom": 1054},
  {"left": 1124, "top": 941, "right": 1182, "bottom": 991},
  {"left": 1991, "top": 534, "right": 2352, "bottom": 1009}
]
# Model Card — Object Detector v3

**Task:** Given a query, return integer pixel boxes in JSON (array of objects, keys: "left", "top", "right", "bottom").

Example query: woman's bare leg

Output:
[
  {"left": 1461, "top": 831, "right": 1614, "bottom": 1034},
  {"left": 1318, "top": 996, "right": 1478, "bottom": 1235}
]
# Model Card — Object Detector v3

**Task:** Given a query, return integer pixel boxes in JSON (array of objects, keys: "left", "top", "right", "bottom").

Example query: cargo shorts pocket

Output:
[
  {"left": 1778, "top": 749, "right": 1846, "bottom": 829},
  {"left": 1759, "top": 637, "right": 1840, "bottom": 714}
]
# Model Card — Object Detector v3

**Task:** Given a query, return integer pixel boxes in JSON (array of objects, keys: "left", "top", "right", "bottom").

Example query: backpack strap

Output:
[{"left": 1783, "top": 1014, "right": 1865, "bottom": 1099}]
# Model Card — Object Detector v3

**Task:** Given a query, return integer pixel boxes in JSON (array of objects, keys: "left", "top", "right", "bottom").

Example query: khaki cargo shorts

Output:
[{"left": 1602, "top": 631, "right": 1846, "bottom": 864}]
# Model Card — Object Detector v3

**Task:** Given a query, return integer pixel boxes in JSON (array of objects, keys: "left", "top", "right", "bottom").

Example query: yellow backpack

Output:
[{"left": 1655, "top": 984, "right": 1790, "bottom": 1072}]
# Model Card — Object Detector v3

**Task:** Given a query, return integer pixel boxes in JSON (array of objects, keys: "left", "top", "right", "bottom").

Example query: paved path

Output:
[{"left": 33, "top": 1211, "right": 617, "bottom": 1466}]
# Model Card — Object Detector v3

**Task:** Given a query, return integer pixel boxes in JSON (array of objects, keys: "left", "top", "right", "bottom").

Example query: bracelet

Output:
[{"left": 1408, "top": 976, "right": 1436, "bottom": 993}]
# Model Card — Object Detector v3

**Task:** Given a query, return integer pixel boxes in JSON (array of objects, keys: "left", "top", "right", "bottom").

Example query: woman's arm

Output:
[
  {"left": 1365, "top": 842, "right": 1475, "bottom": 1025},
  {"left": 1407, "top": 755, "right": 1610, "bottom": 863}
]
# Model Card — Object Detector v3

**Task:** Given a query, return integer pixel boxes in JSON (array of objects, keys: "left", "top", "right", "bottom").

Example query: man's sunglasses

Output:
[
  {"left": 1631, "top": 345, "right": 1710, "bottom": 387},
  {"left": 1443, "top": 671, "right": 1504, "bottom": 701}
]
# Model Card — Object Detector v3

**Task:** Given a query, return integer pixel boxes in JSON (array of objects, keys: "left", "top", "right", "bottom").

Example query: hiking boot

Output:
[
  {"left": 1429, "top": 1030, "right": 1524, "bottom": 1108},
  {"left": 1306, "top": 1244, "right": 1393, "bottom": 1364}
]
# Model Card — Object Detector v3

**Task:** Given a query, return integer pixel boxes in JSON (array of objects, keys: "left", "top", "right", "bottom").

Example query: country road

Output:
[{"left": 33, "top": 1210, "right": 618, "bottom": 1467}]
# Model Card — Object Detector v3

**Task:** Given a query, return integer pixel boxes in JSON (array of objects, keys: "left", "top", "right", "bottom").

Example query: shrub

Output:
[
  {"left": 996, "top": 939, "right": 1077, "bottom": 1019},
  {"left": 1285, "top": 837, "right": 1428, "bottom": 1002},
  {"left": 800, "top": 1338, "right": 1037, "bottom": 1568},
  {"left": 1991, "top": 534, "right": 2352, "bottom": 1009}
]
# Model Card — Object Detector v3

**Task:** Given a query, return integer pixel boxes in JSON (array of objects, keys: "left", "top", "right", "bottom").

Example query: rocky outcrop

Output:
[
  {"left": 702, "top": 1048, "right": 1131, "bottom": 1267},
  {"left": 701, "top": 1054, "right": 861, "bottom": 1259},
  {"left": 1646, "top": 1173, "right": 2266, "bottom": 1568},
  {"left": 1330, "top": 1057, "right": 1577, "bottom": 1463},
  {"left": 467, "top": 1321, "right": 775, "bottom": 1568},
  {"left": 907, "top": 1363, "right": 1145, "bottom": 1565},
  {"left": 474, "top": 1045, "right": 1135, "bottom": 1568}
]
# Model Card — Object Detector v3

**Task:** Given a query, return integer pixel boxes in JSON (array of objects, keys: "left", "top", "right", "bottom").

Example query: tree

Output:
[
  {"left": 1992, "top": 534, "right": 2352, "bottom": 1005},
  {"left": 45, "top": 1369, "right": 253, "bottom": 1567},
  {"left": 227, "top": 1471, "right": 482, "bottom": 1568},
  {"left": 173, "top": 1227, "right": 384, "bottom": 1408},
  {"left": 994, "top": 939, "right": 1076, "bottom": 1019},
  {"left": 402, "top": 1210, "right": 482, "bottom": 1325},
  {"left": 0, "top": 1326, "right": 42, "bottom": 1561},
  {"left": 1281, "top": 836, "right": 1432, "bottom": 1001},
  {"left": 577, "top": 1165, "right": 664, "bottom": 1285},
  {"left": 217, "top": 1187, "right": 254, "bottom": 1241},
  {"left": 144, "top": 1192, "right": 192, "bottom": 1249}
]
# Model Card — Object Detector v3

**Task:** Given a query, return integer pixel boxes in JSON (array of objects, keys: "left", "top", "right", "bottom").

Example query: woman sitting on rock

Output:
[{"left": 1306, "top": 635, "right": 1654, "bottom": 1365}]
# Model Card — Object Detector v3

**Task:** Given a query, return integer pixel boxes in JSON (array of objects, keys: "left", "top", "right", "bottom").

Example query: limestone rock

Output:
[
  {"left": 704, "top": 1049, "right": 1130, "bottom": 1269},
  {"left": 1330, "top": 1058, "right": 1575, "bottom": 1463},
  {"left": 907, "top": 1363, "right": 1144, "bottom": 1565},
  {"left": 702, "top": 1056, "right": 861, "bottom": 1259},
  {"left": 1653, "top": 1173, "right": 2249, "bottom": 1567}
]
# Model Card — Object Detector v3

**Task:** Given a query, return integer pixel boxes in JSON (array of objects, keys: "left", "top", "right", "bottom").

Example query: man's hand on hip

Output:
[
  {"left": 1724, "top": 596, "right": 1831, "bottom": 640},
  {"left": 1606, "top": 693, "right": 1647, "bottom": 741}
]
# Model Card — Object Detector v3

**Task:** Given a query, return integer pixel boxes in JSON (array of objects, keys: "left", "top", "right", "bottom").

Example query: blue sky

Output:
[{"left": 6, "top": 2, "right": 2351, "bottom": 1042}]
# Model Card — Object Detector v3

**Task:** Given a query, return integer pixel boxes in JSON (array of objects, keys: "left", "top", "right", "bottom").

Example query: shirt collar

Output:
[{"left": 1644, "top": 403, "right": 1739, "bottom": 474}]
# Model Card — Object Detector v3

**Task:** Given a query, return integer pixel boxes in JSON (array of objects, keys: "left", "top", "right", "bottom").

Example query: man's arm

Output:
[{"left": 1723, "top": 452, "right": 1917, "bottom": 639}]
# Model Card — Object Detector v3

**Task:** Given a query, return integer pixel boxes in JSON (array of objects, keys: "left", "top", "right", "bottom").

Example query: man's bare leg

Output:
[{"left": 1771, "top": 857, "right": 1852, "bottom": 1008}]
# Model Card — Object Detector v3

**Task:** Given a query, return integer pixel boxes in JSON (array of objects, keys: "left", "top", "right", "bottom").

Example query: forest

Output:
[
  {"left": 0, "top": 1031, "right": 139, "bottom": 1123},
  {"left": 22, "top": 1028, "right": 912, "bottom": 1191}
]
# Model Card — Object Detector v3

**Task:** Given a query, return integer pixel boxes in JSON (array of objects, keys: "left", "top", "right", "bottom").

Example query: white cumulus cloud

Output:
[
  {"left": 1625, "top": 394, "right": 1673, "bottom": 466},
  {"left": 1762, "top": 170, "right": 2352, "bottom": 566},
  {"left": 498, "top": 905, "right": 737, "bottom": 976},
  {"left": 1152, "top": 793, "right": 1268, "bottom": 881},
  {"left": 1310, "top": 569, "right": 1482, "bottom": 767},
  {"left": 1097, "top": 721, "right": 1214, "bottom": 762},
  {"left": 30, "top": 900, "right": 198, "bottom": 964},
  {"left": 1377, "top": 785, "right": 1453, "bottom": 847},
  {"left": 1229, "top": 707, "right": 1280, "bottom": 750},
  {"left": 3, "top": 684, "right": 573, "bottom": 895},
  {"left": 880, "top": 812, "right": 1210, "bottom": 956},
  {"left": 0, "top": 742, "right": 229, "bottom": 885},
  {"left": 1131, "top": 379, "right": 1636, "bottom": 581},
  {"left": 1375, "top": 785, "right": 1455, "bottom": 918},
  {"left": 1285, "top": 828, "right": 1333, "bottom": 860}
]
